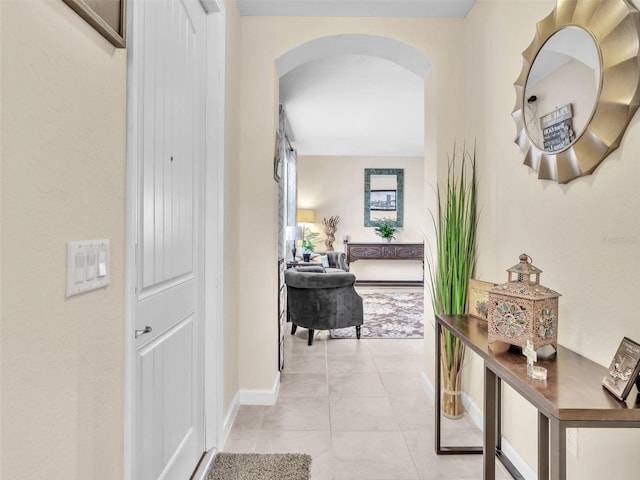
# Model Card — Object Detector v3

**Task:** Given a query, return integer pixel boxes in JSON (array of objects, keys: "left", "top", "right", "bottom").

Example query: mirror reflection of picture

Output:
[
  {"left": 370, "top": 190, "right": 396, "bottom": 211},
  {"left": 540, "top": 104, "right": 576, "bottom": 152}
]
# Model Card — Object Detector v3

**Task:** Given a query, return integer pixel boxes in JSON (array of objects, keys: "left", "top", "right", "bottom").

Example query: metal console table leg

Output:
[{"left": 434, "top": 320, "right": 483, "bottom": 455}]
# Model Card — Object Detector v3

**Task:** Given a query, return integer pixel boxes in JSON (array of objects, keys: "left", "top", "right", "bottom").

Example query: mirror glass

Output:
[
  {"left": 364, "top": 168, "right": 403, "bottom": 227},
  {"left": 524, "top": 27, "right": 600, "bottom": 153}
]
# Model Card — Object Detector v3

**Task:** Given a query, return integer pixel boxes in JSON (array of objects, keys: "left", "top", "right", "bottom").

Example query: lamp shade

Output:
[
  {"left": 286, "top": 226, "right": 303, "bottom": 241},
  {"left": 296, "top": 209, "right": 316, "bottom": 223}
]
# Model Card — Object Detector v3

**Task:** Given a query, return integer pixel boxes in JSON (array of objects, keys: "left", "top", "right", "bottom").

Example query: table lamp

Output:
[
  {"left": 286, "top": 226, "right": 303, "bottom": 261},
  {"left": 296, "top": 209, "right": 316, "bottom": 224}
]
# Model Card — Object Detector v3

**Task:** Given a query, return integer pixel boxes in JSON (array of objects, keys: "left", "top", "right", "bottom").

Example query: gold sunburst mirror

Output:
[{"left": 513, "top": 0, "right": 640, "bottom": 183}]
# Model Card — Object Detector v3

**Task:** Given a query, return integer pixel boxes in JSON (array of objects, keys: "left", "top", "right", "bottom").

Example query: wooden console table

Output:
[
  {"left": 435, "top": 314, "right": 640, "bottom": 480},
  {"left": 345, "top": 242, "right": 424, "bottom": 286}
]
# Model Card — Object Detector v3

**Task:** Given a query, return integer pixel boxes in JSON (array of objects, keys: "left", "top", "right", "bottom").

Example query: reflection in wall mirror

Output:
[
  {"left": 512, "top": 0, "right": 640, "bottom": 184},
  {"left": 364, "top": 168, "right": 403, "bottom": 227},
  {"left": 524, "top": 27, "right": 600, "bottom": 153}
]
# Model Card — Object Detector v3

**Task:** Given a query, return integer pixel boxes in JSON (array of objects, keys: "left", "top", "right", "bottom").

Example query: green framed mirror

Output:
[{"left": 364, "top": 168, "right": 404, "bottom": 227}]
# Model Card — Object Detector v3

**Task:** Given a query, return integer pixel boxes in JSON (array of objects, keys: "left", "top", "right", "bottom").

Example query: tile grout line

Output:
[{"left": 324, "top": 337, "right": 336, "bottom": 480}]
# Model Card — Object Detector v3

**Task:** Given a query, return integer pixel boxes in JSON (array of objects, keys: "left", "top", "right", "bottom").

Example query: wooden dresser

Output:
[{"left": 345, "top": 242, "right": 424, "bottom": 286}]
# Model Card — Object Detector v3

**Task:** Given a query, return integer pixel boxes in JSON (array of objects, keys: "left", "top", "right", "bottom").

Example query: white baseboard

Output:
[
  {"left": 238, "top": 372, "right": 280, "bottom": 405},
  {"left": 500, "top": 437, "right": 536, "bottom": 480},
  {"left": 191, "top": 448, "right": 217, "bottom": 480},
  {"left": 421, "top": 370, "right": 435, "bottom": 403},
  {"left": 420, "top": 370, "right": 536, "bottom": 480},
  {"left": 220, "top": 391, "right": 239, "bottom": 449},
  {"left": 461, "top": 391, "right": 483, "bottom": 432}
]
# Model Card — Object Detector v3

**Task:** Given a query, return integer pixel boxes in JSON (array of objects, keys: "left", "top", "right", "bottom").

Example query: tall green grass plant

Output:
[{"left": 428, "top": 143, "right": 478, "bottom": 418}]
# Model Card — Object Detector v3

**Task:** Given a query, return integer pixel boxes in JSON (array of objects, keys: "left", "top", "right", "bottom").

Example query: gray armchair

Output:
[{"left": 284, "top": 267, "right": 363, "bottom": 346}]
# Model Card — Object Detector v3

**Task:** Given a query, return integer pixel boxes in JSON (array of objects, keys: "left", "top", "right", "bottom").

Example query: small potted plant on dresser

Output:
[
  {"left": 373, "top": 218, "right": 397, "bottom": 242},
  {"left": 301, "top": 238, "right": 314, "bottom": 262}
]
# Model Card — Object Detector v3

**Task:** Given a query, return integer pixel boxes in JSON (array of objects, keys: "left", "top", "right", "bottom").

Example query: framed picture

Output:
[
  {"left": 467, "top": 279, "right": 496, "bottom": 321},
  {"left": 273, "top": 131, "right": 282, "bottom": 182},
  {"left": 62, "top": 0, "right": 126, "bottom": 48},
  {"left": 602, "top": 337, "right": 640, "bottom": 401},
  {"left": 370, "top": 190, "right": 397, "bottom": 211}
]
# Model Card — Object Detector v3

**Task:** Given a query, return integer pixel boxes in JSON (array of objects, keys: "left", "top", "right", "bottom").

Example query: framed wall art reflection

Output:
[{"left": 62, "top": 0, "right": 126, "bottom": 48}]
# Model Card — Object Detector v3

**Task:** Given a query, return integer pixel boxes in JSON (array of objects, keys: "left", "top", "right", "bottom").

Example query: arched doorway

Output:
[{"left": 275, "top": 33, "right": 438, "bottom": 352}]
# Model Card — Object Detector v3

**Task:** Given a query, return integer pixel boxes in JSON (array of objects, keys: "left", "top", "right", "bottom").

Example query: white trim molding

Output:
[
  {"left": 203, "top": 0, "right": 227, "bottom": 453},
  {"left": 421, "top": 370, "right": 435, "bottom": 403},
  {"left": 500, "top": 437, "right": 537, "bottom": 480},
  {"left": 239, "top": 373, "right": 281, "bottom": 405},
  {"left": 220, "top": 391, "right": 240, "bottom": 450},
  {"left": 461, "top": 391, "right": 483, "bottom": 434}
]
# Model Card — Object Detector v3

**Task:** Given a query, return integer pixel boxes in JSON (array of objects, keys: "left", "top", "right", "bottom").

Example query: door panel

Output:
[
  {"left": 141, "top": 0, "right": 197, "bottom": 291},
  {"left": 137, "top": 317, "right": 195, "bottom": 480},
  {"left": 133, "top": 0, "right": 206, "bottom": 478}
]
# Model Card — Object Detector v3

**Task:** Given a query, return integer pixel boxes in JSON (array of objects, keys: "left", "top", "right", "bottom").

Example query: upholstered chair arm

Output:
[
  {"left": 294, "top": 266, "right": 326, "bottom": 273},
  {"left": 284, "top": 269, "right": 355, "bottom": 289}
]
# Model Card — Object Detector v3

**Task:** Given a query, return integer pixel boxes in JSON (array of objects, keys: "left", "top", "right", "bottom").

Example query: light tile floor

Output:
[{"left": 223, "top": 329, "right": 512, "bottom": 480}]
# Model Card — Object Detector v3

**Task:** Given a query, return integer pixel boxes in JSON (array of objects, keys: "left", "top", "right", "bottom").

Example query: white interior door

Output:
[{"left": 132, "top": 0, "right": 206, "bottom": 478}]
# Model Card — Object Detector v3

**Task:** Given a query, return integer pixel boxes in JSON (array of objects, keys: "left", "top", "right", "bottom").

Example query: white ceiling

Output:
[
  {"left": 238, "top": 0, "right": 477, "bottom": 157},
  {"left": 280, "top": 54, "right": 424, "bottom": 157}
]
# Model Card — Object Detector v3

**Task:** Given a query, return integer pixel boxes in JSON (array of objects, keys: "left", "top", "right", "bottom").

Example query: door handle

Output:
[{"left": 135, "top": 326, "right": 152, "bottom": 339}]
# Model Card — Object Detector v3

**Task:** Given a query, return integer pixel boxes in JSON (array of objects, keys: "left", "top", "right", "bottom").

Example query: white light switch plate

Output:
[{"left": 66, "top": 239, "right": 110, "bottom": 297}]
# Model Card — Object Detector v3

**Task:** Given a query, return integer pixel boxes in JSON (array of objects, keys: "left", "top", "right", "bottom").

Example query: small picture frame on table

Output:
[
  {"left": 602, "top": 336, "right": 640, "bottom": 401},
  {"left": 467, "top": 279, "right": 496, "bottom": 321}
]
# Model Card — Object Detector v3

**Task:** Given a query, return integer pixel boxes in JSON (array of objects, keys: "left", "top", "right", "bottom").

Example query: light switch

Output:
[
  {"left": 86, "top": 252, "right": 97, "bottom": 281},
  {"left": 66, "top": 239, "right": 110, "bottom": 297},
  {"left": 74, "top": 254, "right": 86, "bottom": 284},
  {"left": 97, "top": 251, "right": 107, "bottom": 278}
]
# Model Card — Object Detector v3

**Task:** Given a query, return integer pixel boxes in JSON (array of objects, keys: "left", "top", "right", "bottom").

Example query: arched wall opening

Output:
[{"left": 273, "top": 32, "right": 439, "bottom": 384}]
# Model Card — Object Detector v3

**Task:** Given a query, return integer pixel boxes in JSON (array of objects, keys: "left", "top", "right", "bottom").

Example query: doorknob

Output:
[{"left": 135, "top": 326, "right": 152, "bottom": 339}]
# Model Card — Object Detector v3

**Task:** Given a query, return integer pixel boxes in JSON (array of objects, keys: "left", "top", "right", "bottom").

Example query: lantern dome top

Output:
[
  {"left": 506, "top": 254, "right": 541, "bottom": 280},
  {"left": 490, "top": 253, "right": 561, "bottom": 300}
]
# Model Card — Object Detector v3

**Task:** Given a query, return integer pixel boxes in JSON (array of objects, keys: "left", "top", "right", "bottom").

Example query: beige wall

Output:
[
  {"left": 238, "top": 16, "right": 465, "bottom": 392},
  {"left": 462, "top": 1, "right": 640, "bottom": 477},
  {"left": 222, "top": 0, "right": 242, "bottom": 420},
  {"left": 1, "top": 1, "right": 127, "bottom": 478},
  {"left": 297, "top": 155, "right": 425, "bottom": 281}
]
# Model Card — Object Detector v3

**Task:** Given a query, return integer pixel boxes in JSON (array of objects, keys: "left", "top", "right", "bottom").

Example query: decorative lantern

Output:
[{"left": 487, "top": 254, "right": 561, "bottom": 352}]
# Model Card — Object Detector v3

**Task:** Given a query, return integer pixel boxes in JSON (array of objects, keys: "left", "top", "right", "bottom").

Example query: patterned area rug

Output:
[
  {"left": 207, "top": 453, "right": 311, "bottom": 480},
  {"left": 331, "top": 290, "right": 424, "bottom": 339}
]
